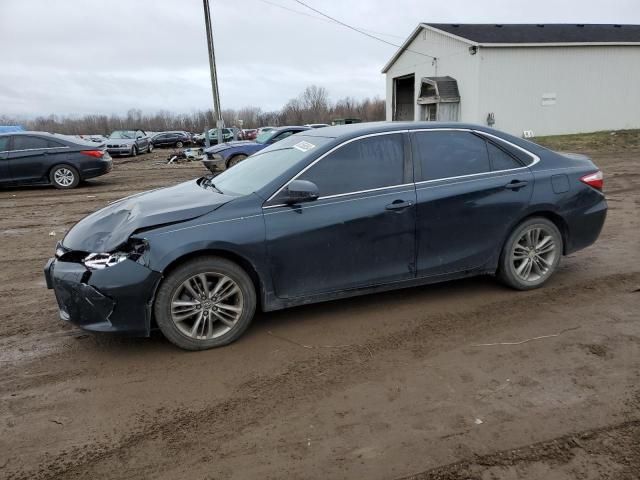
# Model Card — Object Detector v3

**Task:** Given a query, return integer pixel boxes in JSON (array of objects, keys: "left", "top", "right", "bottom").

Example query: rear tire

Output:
[
  {"left": 176, "top": 141, "right": 184, "bottom": 148},
  {"left": 227, "top": 154, "right": 247, "bottom": 168},
  {"left": 50, "top": 164, "right": 80, "bottom": 189},
  {"left": 154, "top": 256, "right": 256, "bottom": 350},
  {"left": 497, "top": 217, "right": 563, "bottom": 290}
]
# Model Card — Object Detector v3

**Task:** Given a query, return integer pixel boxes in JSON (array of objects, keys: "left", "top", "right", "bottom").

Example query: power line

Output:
[
  {"left": 257, "top": 0, "right": 405, "bottom": 39},
  {"left": 291, "top": 0, "right": 436, "bottom": 60}
]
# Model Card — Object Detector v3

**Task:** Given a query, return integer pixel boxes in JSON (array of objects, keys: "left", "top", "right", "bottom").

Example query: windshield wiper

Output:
[{"left": 200, "top": 176, "right": 223, "bottom": 194}]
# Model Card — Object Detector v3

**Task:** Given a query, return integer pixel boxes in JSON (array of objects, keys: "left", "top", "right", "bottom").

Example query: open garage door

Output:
[{"left": 393, "top": 74, "right": 415, "bottom": 121}]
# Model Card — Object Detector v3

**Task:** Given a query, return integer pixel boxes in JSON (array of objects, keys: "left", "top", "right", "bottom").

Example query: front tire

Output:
[
  {"left": 227, "top": 154, "right": 247, "bottom": 168},
  {"left": 50, "top": 164, "right": 80, "bottom": 189},
  {"left": 148, "top": 143, "right": 154, "bottom": 153},
  {"left": 176, "top": 141, "right": 184, "bottom": 148},
  {"left": 131, "top": 145, "right": 138, "bottom": 157},
  {"left": 154, "top": 257, "right": 257, "bottom": 350},
  {"left": 497, "top": 217, "right": 563, "bottom": 290}
]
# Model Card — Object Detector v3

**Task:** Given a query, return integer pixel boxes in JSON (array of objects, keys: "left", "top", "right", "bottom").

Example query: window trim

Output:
[
  {"left": 411, "top": 128, "right": 540, "bottom": 185},
  {"left": 264, "top": 128, "right": 540, "bottom": 208},
  {"left": 264, "top": 130, "right": 411, "bottom": 208},
  {"left": 2, "top": 134, "right": 70, "bottom": 154}
]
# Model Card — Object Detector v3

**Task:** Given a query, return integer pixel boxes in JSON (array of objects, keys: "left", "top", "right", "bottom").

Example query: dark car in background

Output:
[
  {"left": 106, "top": 129, "right": 152, "bottom": 157},
  {"left": 151, "top": 131, "right": 192, "bottom": 148},
  {"left": 202, "top": 126, "right": 310, "bottom": 171},
  {"left": 0, "top": 131, "right": 112, "bottom": 189},
  {"left": 44, "top": 122, "right": 607, "bottom": 350}
]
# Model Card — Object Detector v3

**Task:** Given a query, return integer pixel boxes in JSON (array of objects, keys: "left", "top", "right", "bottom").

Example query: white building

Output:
[{"left": 382, "top": 24, "right": 640, "bottom": 136}]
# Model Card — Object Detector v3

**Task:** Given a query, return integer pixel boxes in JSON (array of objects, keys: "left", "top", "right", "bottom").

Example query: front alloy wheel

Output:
[
  {"left": 498, "top": 217, "right": 563, "bottom": 290},
  {"left": 154, "top": 256, "right": 256, "bottom": 350},
  {"left": 171, "top": 273, "right": 243, "bottom": 340}
]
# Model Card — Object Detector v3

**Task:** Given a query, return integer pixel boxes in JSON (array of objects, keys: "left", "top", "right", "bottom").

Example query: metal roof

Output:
[
  {"left": 382, "top": 23, "right": 640, "bottom": 73},
  {"left": 426, "top": 23, "right": 640, "bottom": 44}
]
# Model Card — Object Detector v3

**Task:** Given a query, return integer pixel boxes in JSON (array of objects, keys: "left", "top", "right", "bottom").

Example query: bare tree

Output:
[{"left": 1, "top": 85, "right": 386, "bottom": 134}]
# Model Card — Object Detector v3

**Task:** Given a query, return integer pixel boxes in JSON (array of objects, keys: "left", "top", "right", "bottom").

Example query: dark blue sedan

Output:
[
  {"left": 44, "top": 122, "right": 606, "bottom": 350},
  {"left": 202, "top": 126, "right": 310, "bottom": 172}
]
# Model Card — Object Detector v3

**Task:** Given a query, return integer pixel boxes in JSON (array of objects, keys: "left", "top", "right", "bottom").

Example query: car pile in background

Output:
[{"left": 0, "top": 123, "right": 330, "bottom": 189}]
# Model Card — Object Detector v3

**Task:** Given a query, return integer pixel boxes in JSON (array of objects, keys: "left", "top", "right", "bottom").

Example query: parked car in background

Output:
[
  {"left": 43, "top": 122, "right": 607, "bottom": 350},
  {"left": 151, "top": 131, "right": 192, "bottom": 148},
  {"left": 106, "top": 130, "right": 152, "bottom": 156},
  {"left": 202, "top": 126, "right": 310, "bottom": 171},
  {"left": 304, "top": 123, "right": 330, "bottom": 129},
  {"left": 241, "top": 129, "right": 258, "bottom": 140},
  {"left": 193, "top": 128, "right": 235, "bottom": 146},
  {"left": 0, "top": 131, "right": 112, "bottom": 189}
]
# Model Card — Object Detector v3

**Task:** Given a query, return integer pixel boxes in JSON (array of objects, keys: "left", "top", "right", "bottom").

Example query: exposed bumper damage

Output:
[{"left": 44, "top": 257, "right": 162, "bottom": 336}]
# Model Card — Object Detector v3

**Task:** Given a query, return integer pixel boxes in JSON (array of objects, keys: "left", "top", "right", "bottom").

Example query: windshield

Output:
[
  {"left": 109, "top": 130, "right": 135, "bottom": 139},
  {"left": 255, "top": 131, "right": 276, "bottom": 144},
  {"left": 209, "top": 135, "right": 331, "bottom": 196}
]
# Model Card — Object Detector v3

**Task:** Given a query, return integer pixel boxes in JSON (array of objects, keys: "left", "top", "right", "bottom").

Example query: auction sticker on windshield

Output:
[{"left": 293, "top": 141, "right": 316, "bottom": 152}]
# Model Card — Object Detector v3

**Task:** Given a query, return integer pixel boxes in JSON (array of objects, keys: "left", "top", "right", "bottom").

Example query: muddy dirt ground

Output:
[{"left": 0, "top": 145, "right": 638, "bottom": 479}]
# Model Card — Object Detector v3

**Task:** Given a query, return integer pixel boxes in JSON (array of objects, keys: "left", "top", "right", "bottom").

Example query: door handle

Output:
[
  {"left": 504, "top": 180, "right": 528, "bottom": 190},
  {"left": 385, "top": 199, "right": 413, "bottom": 211}
]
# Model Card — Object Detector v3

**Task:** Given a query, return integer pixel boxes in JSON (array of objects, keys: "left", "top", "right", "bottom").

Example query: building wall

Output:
[
  {"left": 385, "top": 27, "right": 481, "bottom": 122},
  {"left": 477, "top": 45, "right": 640, "bottom": 136}
]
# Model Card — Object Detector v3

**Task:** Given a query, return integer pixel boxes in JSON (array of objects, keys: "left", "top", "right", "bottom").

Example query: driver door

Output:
[{"left": 263, "top": 132, "right": 416, "bottom": 299}]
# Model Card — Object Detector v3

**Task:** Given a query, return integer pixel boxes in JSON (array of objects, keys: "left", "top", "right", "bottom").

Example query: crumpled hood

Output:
[
  {"left": 63, "top": 179, "right": 234, "bottom": 252},
  {"left": 205, "top": 140, "right": 257, "bottom": 154}
]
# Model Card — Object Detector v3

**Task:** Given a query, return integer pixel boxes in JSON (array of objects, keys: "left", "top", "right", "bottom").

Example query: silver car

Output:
[{"left": 106, "top": 129, "right": 152, "bottom": 156}]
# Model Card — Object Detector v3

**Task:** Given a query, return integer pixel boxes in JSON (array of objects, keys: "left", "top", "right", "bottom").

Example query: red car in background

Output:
[{"left": 241, "top": 129, "right": 258, "bottom": 140}]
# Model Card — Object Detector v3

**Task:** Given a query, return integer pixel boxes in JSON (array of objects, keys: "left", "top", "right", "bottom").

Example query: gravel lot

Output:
[{"left": 1, "top": 144, "right": 639, "bottom": 479}]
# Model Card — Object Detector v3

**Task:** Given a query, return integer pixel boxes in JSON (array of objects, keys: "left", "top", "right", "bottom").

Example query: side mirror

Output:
[{"left": 283, "top": 180, "right": 319, "bottom": 204}]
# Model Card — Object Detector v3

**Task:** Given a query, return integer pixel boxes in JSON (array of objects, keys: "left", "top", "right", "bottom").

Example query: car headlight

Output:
[{"left": 83, "top": 240, "right": 148, "bottom": 270}]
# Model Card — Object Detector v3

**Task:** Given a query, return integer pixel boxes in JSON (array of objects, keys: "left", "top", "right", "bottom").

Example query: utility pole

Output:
[{"left": 203, "top": 0, "right": 224, "bottom": 147}]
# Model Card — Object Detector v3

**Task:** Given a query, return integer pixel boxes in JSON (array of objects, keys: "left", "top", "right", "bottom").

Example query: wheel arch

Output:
[
  {"left": 48, "top": 162, "right": 82, "bottom": 183},
  {"left": 158, "top": 248, "right": 265, "bottom": 311},
  {"left": 225, "top": 153, "right": 248, "bottom": 168},
  {"left": 507, "top": 210, "right": 570, "bottom": 256}
]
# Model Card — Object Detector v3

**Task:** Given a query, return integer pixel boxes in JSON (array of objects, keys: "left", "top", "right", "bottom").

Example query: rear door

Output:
[
  {"left": 412, "top": 129, "right": 534, "bottom": 276},
  {"left": 0, "top": 136, "right": 10, "bottom": 184},
  {"left": 7, "top": 135, "right": 53, "bottom": 184},
  {"left": 264, "top": 132, "right": 417, "bottom": 298}
]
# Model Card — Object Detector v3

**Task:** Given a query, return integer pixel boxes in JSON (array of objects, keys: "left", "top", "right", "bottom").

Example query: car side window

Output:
[
  {"left": 0, "top": 137, "right": 9, "bottom": 152},
  {"left": 414, "top": 131, "right": 491, "bottom": 181},
  {"left": 12, "top": 136, "right": 50, "bottom": 151},
  {"left": 298, "top": 134, "right": 404, "bottom": 197},
  {"left": 486, "top": 141, "right": 523, "bottom": 171},
  {"left": 272, "top": 131, "right": 294, "bottom": 143},
  {"left": 47, "top": 139, "right": 64, "bottom": 148}
]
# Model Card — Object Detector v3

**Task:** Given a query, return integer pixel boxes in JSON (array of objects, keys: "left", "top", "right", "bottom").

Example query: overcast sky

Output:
[{"left": 1, "top": 0, "right": 638, "bottom": 117}]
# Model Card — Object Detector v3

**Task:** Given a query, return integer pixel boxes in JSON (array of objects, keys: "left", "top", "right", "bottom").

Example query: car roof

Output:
[{"left": 274, "top": 126, "right": 311, "bottom": 131}]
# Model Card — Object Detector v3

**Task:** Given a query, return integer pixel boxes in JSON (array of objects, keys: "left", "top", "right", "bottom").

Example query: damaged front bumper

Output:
[{"left": 44, "top": 257, "right": 162, "bottom": 336}]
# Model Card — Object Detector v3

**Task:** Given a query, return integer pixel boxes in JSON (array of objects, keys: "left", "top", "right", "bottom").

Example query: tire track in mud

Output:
[
  {"left": 13, "top": 271, "right": 640, "bottom": 480},
  {"left": 399, "top": 418, "right": 640, "bottom": 480}
]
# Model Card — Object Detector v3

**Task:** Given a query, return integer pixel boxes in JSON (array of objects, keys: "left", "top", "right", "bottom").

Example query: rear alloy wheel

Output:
[
  {"left": 154, "top": 257, "right": 256, "bottom": 350},
  {"left": 176, "top": 141, "right": 184, "bottom": 148},
  {"left": 50, "top": 164, "right": 80, "bottom": 189},
  {"left": 131, "top": 145, "right": 138, "bottom": 157},
  {"left": 228, "top": 154, "right": 247, "bottom": 168},
  {"left": 498, "top": 217, "right": 562, "bottom": 290}
]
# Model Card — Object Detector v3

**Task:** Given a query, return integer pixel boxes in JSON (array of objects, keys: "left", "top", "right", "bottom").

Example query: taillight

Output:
[
  {"left": 580, "top": 171, "right": 603, "bottom": 191},
  {"left": 81, "top": 150, "right": 104, "bottom": 158}
]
